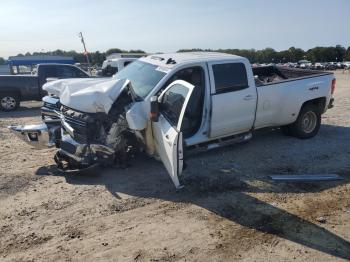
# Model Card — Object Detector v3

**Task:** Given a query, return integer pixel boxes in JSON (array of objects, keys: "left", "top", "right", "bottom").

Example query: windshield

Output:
[{"left": 113, "top": 60, "right": 166, "bottom": 98}]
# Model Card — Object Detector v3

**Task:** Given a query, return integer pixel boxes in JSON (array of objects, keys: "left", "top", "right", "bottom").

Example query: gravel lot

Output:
[{"left": 0, "top": 71, "right": 349, "bottom": 261}]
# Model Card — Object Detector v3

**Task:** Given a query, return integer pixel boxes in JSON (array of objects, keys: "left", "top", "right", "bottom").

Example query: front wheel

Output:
[
  {"left": 0, "top": 94, "right": 20, "bottom": 111},
  {"left": 285, "top": 104, "right": 321, "bottom": 139}
]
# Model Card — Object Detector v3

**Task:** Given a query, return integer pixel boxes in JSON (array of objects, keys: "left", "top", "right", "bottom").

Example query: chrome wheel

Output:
[
  {"left": 301, "top": 111, "right": 317, "bottom": 133},
  {"left": 1, "top": 96, "right": 17, "bottom": 110}
]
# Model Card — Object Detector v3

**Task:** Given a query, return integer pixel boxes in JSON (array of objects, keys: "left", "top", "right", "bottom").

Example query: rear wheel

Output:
[
  {"left": 0, "top": 94, "right": 20, "bottom": 111},
  {"left": 285, "top": 104, "right": 321, "bottom": 139}
]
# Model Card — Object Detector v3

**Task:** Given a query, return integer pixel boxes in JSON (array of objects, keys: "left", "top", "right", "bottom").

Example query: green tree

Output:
[
  {"left": 90, "top": 51, "right": 106, "bottom": 66},
  {"left": 335, "top": 45, "right": 346, "bottom": 61},
  {"left": 0, "top": 57, "right": 5, "bottom": 65},
  {"left": 286, "top": 47, "right": 305, "bottom": 62},
  {"left": 105, "top": 48, "right": 124, "bottom": 56},
  {"left": 343, "top": 47, "right": 350, "bottom": 61},
  {"left": 129, "top": 49, "right": 146, "bottom": 54}
]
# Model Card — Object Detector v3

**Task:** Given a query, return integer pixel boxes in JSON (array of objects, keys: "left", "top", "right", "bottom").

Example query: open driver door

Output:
[{"left": 151, "top": 80, "right": 195, "bottom": 189}]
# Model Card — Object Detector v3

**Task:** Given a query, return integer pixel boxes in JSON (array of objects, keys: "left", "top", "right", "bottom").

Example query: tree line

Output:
[
  {"left": 178, "top": 45, "right": 350, "bottom": 64},
  {"left": 1, "top": 45, "right": 350, "bottom": 66}
]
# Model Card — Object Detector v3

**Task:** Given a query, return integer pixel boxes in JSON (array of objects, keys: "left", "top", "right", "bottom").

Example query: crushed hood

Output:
[
  {"left": 43, "top": 78, "right": 113, "bottom": 97},
  {"left": 43, "top": 78, "right": 130, "bottom": 114}
]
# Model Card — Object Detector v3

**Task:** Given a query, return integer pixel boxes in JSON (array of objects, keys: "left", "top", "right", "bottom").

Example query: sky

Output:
[{"left": 0, "top": 0, "right": 349, "bottom": 59}]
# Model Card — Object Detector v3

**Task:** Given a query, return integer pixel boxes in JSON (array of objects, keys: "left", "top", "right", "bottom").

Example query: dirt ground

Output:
[{"left": 0, "top": 71, "right": 350, "bottom": 262}]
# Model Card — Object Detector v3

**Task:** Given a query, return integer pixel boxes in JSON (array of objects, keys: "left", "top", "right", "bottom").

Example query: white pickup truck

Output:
[{"left": 10, "top": 52, "right": 336, "bottom": 188}]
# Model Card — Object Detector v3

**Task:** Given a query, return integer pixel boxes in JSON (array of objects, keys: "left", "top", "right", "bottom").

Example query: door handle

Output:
[{"left": 244, "top": 95, "right": 254, "bottom": 101}]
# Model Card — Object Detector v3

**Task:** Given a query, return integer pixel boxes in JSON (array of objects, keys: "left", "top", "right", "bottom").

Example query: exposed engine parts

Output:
[{"left": 54, "top": 89, "right": 139, "bottom": 171}]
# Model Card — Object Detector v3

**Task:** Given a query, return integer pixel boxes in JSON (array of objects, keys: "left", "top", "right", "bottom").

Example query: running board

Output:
[{"left": 186, "top": 132, "right": 252, "bottom": 155}]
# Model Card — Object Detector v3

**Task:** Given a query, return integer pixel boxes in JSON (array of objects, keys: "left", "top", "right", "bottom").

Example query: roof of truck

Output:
[{"left": 140, "top": 52, "right": 245, "bottom": 68}]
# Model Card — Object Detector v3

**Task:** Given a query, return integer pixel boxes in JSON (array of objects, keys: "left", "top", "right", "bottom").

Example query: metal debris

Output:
[
  {"left": 269, "top": 174, "right": 344, "bottom": 182},
  {"left": 316, "top": 216, "right": 327, "bottom": 223}
]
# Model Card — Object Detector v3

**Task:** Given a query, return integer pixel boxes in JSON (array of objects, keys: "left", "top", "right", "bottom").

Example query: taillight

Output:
[{"left": 331, "top": 78, "right": 336, "bottom": 94}]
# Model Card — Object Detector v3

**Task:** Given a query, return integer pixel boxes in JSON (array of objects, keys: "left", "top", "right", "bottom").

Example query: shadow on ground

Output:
[{"left": 36, "top": 124, "right": 350, "bottom": 260}]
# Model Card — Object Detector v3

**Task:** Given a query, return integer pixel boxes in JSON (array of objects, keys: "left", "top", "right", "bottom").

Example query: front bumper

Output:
[
  {"left": 54, "top": 133, "right": 115, "bottom": 171},
  {"left": 8, "top": 123, "right": 59, "bottom": 149},
  {"left": 8, "top": 96, "right": 62, "bottom": 150}
]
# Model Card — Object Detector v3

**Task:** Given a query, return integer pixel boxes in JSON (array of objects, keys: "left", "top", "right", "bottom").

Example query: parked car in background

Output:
[
  {"left": 10, "top": 52, "right": 336, "bottom": 188},
  {"left": 298, "top": 60, "right": 312, "bottom": 69},
  {"left": 0, "top": 64, "right": 90, "bottom": 111},
  {"left": 101, "top": 53, "right": 146, "bottom": 76},
  {"left": 342, "top": 61, "right": 350, "bottom": 69},
  {"left": 312, "top": 62, "right": 325, "bottom": 70},
  {"left": 324, "top": 62, "right": 337, "bottom": 70}
]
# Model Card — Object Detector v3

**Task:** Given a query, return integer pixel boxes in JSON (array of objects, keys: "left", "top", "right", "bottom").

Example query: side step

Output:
[{"left": 186, "top": 132, "right": 252, "bottom": 155}]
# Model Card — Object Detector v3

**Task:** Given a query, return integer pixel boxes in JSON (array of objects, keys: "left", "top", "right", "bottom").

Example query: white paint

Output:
[{"left": 45, "top": 78, "right": 130, "bottom": 113}]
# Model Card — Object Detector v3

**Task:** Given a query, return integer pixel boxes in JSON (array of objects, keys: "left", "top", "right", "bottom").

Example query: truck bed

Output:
[{"left": 253, "top": 66, "right": 332, "bottom": 86}]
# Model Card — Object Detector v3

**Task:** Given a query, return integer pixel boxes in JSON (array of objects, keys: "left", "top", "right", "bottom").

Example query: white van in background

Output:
[{"left": 101, "top": 53, "right": 146, "bottom": 76}]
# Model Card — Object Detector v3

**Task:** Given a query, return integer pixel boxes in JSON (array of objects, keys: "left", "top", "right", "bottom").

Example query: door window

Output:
[
  {"left": 159, "top": 66, "right": 205, "bottom": 137},
  {"left": 73, "top": 67, "right": 89, "bottom": 77},
  {"left": 160, "top": 84, "right": 190, "bottom": 129},
  {"left": 44, "top": 66, "right": 58, "bottom": 78},
  {"left": 212, "top": 63, "right": 248, "bottom": 93},
  {"left": 56, "top": 66, "right": 75, "bottom": 78}
]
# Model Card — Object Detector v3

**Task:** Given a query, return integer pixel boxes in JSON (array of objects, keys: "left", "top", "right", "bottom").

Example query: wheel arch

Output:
[
  {"left": 300, "top": 97, "right": 327, "bottom": 115},
  {"left": 0, "top": 88, "right": 22, "bottom": 100}
]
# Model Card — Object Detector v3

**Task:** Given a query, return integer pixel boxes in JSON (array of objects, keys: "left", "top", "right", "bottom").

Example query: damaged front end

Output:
[
  {"left": 54, "top": 106, "right": 115, "bottom": 171},
  {"left": 55, "top": 134, "right": 115, "bottom": 173},
  {"left": 54, "top": 90, "right": 136, "bottom": 172},
  {"left": 9, "top": 78, "right": 143, "bottom": 173}
]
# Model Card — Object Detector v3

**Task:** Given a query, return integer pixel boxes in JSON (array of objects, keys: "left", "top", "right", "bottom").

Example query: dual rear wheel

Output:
[{"left": 281, "top": 104, "right": 321, "bottom": 139}]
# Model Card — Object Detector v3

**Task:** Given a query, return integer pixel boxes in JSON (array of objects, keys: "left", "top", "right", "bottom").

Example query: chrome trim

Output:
[
  {"left": 62, "top": 120, "right": 74, "bottom": 137},
  {"left": 8, "top": 123, "right": 56, "bottom": 149},
  {"left": 42, "top": 107, "right": 61, "bottom": 119}
]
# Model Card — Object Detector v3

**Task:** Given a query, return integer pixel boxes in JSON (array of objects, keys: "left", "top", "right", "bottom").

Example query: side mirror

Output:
[{"left": 150, "top": 96, "right": 159, "bottom": 122}]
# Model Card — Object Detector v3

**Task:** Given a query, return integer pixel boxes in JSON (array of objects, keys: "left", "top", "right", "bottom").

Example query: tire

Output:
[
  {"left": 288, "top": 104, "right": 321, "bottom": 139},
  {"left": 0, "top": 93, "right": 20, "bottom": 111}
]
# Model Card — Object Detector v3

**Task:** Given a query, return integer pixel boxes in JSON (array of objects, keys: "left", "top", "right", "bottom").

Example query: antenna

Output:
[{"left": 78, "top": 32, "right": 92, "bottom": 75}]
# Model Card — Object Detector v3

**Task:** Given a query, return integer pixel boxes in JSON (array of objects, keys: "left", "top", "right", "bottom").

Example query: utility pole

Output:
[{"left": 78, "top": 32, "right": 92, "bottom": 75}]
